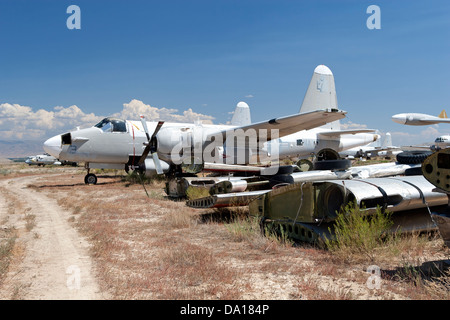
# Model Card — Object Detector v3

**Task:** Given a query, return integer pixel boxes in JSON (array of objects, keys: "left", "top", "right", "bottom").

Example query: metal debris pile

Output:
[{"left": 166, "top": 153, "right": 450, "bottom": 245}]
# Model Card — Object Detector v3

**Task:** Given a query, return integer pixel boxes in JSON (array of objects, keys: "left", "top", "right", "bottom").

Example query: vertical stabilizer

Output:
[
  {"left": 439, "top": 110, "right": 447, "bottom": 119},
  {"left": 382, "top": 132, "right": 392, "bottom": 148},
  {"left": 231, "top": 101, "right": 251, "bottom": 126},
  {"left": 300, "top": 65, "right": 340, "bottom": 130}
]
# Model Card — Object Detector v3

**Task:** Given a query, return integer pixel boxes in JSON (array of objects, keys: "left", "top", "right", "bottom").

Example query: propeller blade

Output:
[
  {"left": 137, "top": 117, "right": 165, "bottom": 171},
  {"left": 138, "top": 144, "right": 152, "bottom": 165},
  {"left": 152, "top": 152, "right": 164, "bottom": 175},
  {"left": 151, "top": 121, "right": 164, "bottom": 140},
  {"left": 140, "top": 115, "right": 151, "bottom": 141}
]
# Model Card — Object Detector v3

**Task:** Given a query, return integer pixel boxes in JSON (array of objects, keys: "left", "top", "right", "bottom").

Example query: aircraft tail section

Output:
[
  {"left": 231, "top": 101, "right": 251, "bottom": 126},
  {"left": 439, "top": 109, "right": 447, "bottom": 119},
  {"left": 382, "top": 132, "right": 392, "bottom": 148},
  {"left": 300, "top": 65, "right": 340, "bottom": 130}
]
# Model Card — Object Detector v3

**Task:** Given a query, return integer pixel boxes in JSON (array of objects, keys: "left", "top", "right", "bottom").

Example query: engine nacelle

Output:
[{"left": 141, "top": 158, "right": 170, "bottom": 177}]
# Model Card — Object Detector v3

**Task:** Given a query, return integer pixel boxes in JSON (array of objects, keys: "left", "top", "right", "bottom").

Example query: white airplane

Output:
[
  {"left": 392, "top": 109, "right": 450, "bottom": 126},
  {"left": 25, "top": 153, "right": 59, "bottom": 166},
  {"left": 376, "top": 133, "right": 403, "bottom": 158},
  {"left": 43, "top": 65, "right": 377, "bottom": 184},
  {"left": 43, "top": 106, "right": 346, "bottom": 184},
  {"left": 339, "top": 132, "right": 401, "bottom": 159},
  {"left": 434, "top": 134, "right": 450, "bottom": 149}
]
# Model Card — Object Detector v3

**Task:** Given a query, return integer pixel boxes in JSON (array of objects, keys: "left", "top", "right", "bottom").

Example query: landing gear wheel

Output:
[{"left": 84, "top": 173, "right": 98, "bottom": 185}]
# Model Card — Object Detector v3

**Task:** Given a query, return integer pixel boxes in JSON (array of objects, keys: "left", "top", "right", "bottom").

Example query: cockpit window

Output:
[
  {"left": 111, "top": 120, "right": 127, "bottom": 132},
  {"left": 94, "top": 118, "right": 127, "bottom": 133}
]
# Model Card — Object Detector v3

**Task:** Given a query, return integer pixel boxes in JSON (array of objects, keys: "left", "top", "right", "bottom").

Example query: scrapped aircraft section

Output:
[
  {"left": 183, "top": 156, "right": 450, "bottom": 244},
  {"left": 422, "top": 148, "right": 450, "bottom": 247},
  {"left": 250, "top": 176, "right": 446, "bottom": 242}
]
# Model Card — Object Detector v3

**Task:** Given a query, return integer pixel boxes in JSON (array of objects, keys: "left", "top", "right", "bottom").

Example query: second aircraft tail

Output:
[{"left": 299, "top": 65, "right": 340, "bottom": 130}]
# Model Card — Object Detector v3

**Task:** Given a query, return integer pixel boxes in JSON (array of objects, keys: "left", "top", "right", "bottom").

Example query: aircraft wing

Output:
[
  {"left": 318, "top": 129, "right": 376, "bottom": 138},
  {"left": 209, "top": 108, "right": 347, "bottom": 142}
]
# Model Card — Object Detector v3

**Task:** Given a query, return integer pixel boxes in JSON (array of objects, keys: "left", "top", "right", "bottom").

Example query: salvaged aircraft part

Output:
[
  {"left": 313, "top": 159, "right": 352, "bottom": 171},
  {"left": 186, "top": 190, "right": 271, "bottom": 209},
  {"left": 350, "top": 162, "right": 422, "bottom": 179},
  {"left": 262, "top": 218, "right": 333, "bottom": 243},
  {"left": 202, "top": 162, "right": 264, "bottom": 174},
  {"left": 396, "top": 151, "right": 432, "bottom": 164},
  {"left": 270, "top": 170, "right": 352, "bottom": 185},
  {"left": 318, "top": 176, "right": 448, "bottom": 217},
  {"left": 421, "top": 148, "right": 450, "bottom": 193},
  {"left": 261, "top": 208, "right": 441, "bottom": 244},
  {"left": 296, "top": 159, "right": 314, "bottom": 172},
  {"left": 250, "top": 176, "right": 448, "bottom": 225},
  {"left": 258, "top": 176, "right": 446, "bottom": 225},
  {"left": 389, "top": 207, "right": 440, "bottom": 234},
  {"left": 165, "top": 176, "right": 246, "bottom": 198},
  {"left": 316, "top": 148, "right": 340, "bottom": 161},
  {"left": 210, "top": 179, "right": 248, "bottom": 194},
  {"left": 421, "top": 148, "right": 450, "bottom": 246},
  {"left": 209, "top": 179, "right": 270, "bottom": 195}
]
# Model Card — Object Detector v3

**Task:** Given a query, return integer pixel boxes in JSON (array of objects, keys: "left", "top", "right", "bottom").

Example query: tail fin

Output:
[
  {"left": 300, "top": 65, "right": 340, "bottom": 130},
  {"left": 438, "top": 109, "right": 447, "bottom": 119},
  {"left": 382, "top": 132, "right": 392, "bottom": 148},
  {"left": 231, "top": 101, "right": 251, "bottom": 126}
]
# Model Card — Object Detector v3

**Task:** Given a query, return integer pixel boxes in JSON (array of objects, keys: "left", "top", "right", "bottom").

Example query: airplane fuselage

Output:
[
  {"left": 45, "top": 117, "right": 378, "bottom": 170},
  {"left": 392, "top": 113, "right": 450, "bottom": 126},
  {"left": 273, "top": 129, "right": 378, "bottom": 160},
  {"left": 435, "top": 135, "right": 450, "bottom": 149}
]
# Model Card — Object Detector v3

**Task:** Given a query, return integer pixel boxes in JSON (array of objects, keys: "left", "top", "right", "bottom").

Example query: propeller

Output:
[{"left": 138, "top": 115, "right": 165, "bottom": 174}]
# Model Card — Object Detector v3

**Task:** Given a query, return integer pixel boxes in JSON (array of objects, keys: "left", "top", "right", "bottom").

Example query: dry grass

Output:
[
  {"left": 1, "top": 163, "right": 449, "bottom": 300},
  {"left": 44, "top": 172, "right": 450, "bottom": 299}
]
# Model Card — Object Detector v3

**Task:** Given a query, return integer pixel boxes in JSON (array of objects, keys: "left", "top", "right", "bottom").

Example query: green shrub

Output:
[{"left": 324, "top": 203, "right": 394, "bottom": 262}]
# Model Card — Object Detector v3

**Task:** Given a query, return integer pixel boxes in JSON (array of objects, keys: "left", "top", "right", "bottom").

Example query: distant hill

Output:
[{"left": 0, "top": 140, "right": 46, "bottom": 158}]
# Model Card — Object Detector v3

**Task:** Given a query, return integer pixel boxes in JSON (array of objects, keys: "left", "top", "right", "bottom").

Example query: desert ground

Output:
[{"left": 0, "top": 159, "right": 449, "bottom": 301}]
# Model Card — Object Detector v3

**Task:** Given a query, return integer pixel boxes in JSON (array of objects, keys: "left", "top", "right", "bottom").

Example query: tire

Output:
[
  {"left": 84, "top": 173, "right": 98, "bottom": 185},
  {"left": 313, "top": 159, "right": 352, "bottom": 171},
  {"left": 404, "top": 166, "right": 423, "bottom": 176},
  {"left": 275, "top": 165, "right": 295, "bottom": 175},
  {"left": 396, "top": 151, "right": 432, "bottom": 164},
  {"left": 316, "top": 148, "right": 340, "bottom": 161}
]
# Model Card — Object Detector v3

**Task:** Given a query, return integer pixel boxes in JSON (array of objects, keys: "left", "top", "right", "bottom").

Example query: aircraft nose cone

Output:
[
  {"left": 392, "top": 114, "right": 406, "bottom": 124},
  {"left": 43, "top": 135, "right": 62, "bottom": 158}
]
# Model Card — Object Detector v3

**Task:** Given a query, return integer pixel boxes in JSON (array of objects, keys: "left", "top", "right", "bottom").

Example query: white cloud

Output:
[
  {"left": 111, "top": 99, "right": 215, "bottom": 124},
  {"left": 390, "top": 125, "right": 447, "bottom": 146},
  {"left": 340, "top": 120, "right": 368, "bottom": 130},
  {"left": 0, "top": 100, "right": 215, "bottom": 141}
]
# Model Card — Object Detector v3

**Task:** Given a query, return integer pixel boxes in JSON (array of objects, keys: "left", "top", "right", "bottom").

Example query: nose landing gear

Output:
[{"left": 84, "top": 172, "right": 98, "bottom": 185}]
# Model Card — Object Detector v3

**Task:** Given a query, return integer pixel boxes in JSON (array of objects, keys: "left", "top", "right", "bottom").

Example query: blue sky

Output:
[{"left": 1, "top": 0, "right": 450, "bottom": 146}]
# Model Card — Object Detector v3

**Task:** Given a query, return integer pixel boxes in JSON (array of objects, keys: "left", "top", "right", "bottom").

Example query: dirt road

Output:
[{"left": 0, "top": 174, "right": 106, "bottom": 299}]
